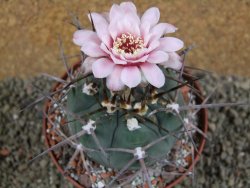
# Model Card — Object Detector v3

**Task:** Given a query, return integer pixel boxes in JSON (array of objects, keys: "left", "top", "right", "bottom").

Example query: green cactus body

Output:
[{"left": 67, "top": 70, "right": 185, "bottom": 170}]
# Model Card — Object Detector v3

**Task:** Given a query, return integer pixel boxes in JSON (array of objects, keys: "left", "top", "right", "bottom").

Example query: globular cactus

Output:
[{"left": 67, "top": 71, "right": 185, "bottom": 171}]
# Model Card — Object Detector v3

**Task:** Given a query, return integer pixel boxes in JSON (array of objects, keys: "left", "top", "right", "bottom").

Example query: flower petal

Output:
[
  {"left": 140, "top": 63, "right": 165, "bottom": 88},
  {"left": 73, "top": 30, "right": 100, "bottom": 46},
  {"left": 92, "top": 58, "right": 114, "bottom": 78},
  {"left": 140, "top": 22, "right": 151, "bottom": 45},
  {"left": 106, "top": 65, "right": 125, "bottom": 91},
  {"left": 123, "top": 48, "right": 148, "bottom": 61},
  {"left": 109, "top": 2, "right": 140, "bottom": 40},
  {"left": 120, "top": 2, "right": 137, "bottom": 14},
  {"left": 109, "top": 17, "right": 140, "bottom": 40},
  {"left": 141, "top": 7, "right": 160, "bottom": 28},
  {"left": 109, "top": 4, "right": 121, "bottom": 21},
  {"left": 161, "top": 52, "right": 182, "bottom": 70},
  {"left": 147, "top": 39, "right": 160, "bottom": 52},
  {"left": 151, "top": 23, "right": 178, "bottom": 39},
  {"left": 80, "top": 43, "right": 106, "bottom": 58},
  {"left": 81, "top": 57, "right": 97, "bottom": 74},
  {"left": 147, "top": 51, "right": 169, "bottom": 64},
  {"left": 158, "top": 37, "right": 184, "bottom": 52},
  {"left": 121, "top": 66, "right": 141, "bottom": 88},
  {"left": 110, "top": 53, "right": 127, "bottom": 64},
  {"left": 100, "top": 42, "right": 111, "bottom": 54},
  {"left": 127, "top": 55, "right": 149, "bottom": 63},
  {"left": 89, "top": 12, "right": 112, "bottom": 47}
]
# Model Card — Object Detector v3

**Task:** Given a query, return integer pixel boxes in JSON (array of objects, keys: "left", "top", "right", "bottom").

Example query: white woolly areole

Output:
[
  {"left": 166, "top": 103, "right": 180, "bottom": 113},
  {"left": 82, "top": 120, "right": 96, "bottom": 134},
  {"left": 133, "top": 102, "right": 148, "bottom": 116},
  {"left": 127, "top": 118, "right": 141, "bottom": 131},
  {"left": 101, "top": 101, "right": 116, "bottom": 114},
  {"left": 97, "top": 181, "right": 105, "bottom": 188},
  {"left": 82, "top": 83, "right": 97, "bottom": 95},
  {"left": 134, "top": 147, "right": 145, "bottom": 159},
  {"left": 69, "top": 84, "right": 76, "bottom": 89},
  {"left": 183, "top": 118, "right": 189, "bottom": 124},
  {"left": 77, "top": 144, "right": 83, "bottom": 150},
  {"left": 134, "top": 102, "right": 142, "bottom": 109}
]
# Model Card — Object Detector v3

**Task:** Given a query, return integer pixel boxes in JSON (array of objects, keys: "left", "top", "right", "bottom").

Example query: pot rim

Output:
[{"left": 43, "top": 61, "right": 208, "bottom": 188}]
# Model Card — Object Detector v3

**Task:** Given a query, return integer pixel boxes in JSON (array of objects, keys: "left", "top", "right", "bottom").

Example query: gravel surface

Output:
[{"left": 0, "top": 73, "right": 249, "bottom": 188}]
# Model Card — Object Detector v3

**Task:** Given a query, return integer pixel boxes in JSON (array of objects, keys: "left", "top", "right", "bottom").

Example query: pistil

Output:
[{"left": 113, "top": 33, "right": 144, "bottom": 55}]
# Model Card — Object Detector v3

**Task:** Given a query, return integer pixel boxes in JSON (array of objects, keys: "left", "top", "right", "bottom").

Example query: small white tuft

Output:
[
  {"left": 82, "top": 83, "right": 98, "bottom": 95},
  {"left": 101, "top": 101, "right": 116, "bottom": 114},
  {"left": 69, "top": 84, "right": 76, "bottom": 89},
  {"left": 77, "top": 144, "right": 83, "bottom": 150},
  {"left": 53, "top": 103, "right": 58, "bottom": 108},
  {"left": 133, "top": 102, "right": 148, "bottom": 116},
  {"left": 166, "top": 103, "right": 180, "bottom": 113},
  {"left": 183, "top": 118, "right": 189, "bottom": 124},
  {"left": 97, "top": 181, "right": 105, "bottom": 188},
  {"left": 134, "top": 147, "right": 145, "bottom": 159},
  {"left": 82, "top": 119, "right": 96, "bottom": 134},
  {"left": 13, "top": 114, "right": 18, "bottom": 120},
  {"left": 127, "top": 118, "right": 141, "bottom": 131}
]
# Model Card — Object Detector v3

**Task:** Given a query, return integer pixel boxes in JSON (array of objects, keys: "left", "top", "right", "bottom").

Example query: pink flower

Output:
[{"left": 73, "top": 2, "right": 184, "bottom": 91}]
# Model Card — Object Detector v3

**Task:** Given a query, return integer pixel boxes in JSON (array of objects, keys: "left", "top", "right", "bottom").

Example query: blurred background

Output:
[
  {"left": 0, "top": 0, "right": 249, "bottom": 188},
  {"left": 0, "top": 0, "right": 250, "bottom": 80}
]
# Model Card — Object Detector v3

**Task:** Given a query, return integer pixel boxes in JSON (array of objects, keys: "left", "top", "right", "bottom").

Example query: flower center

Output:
[{"left": 113, "top": 33, "right": 144, "bottom": 55}]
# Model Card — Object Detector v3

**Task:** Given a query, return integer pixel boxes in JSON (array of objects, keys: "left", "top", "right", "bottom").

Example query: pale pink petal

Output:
[
  {"left": 109, "top": 4, "right": 121, "bottom": 21},
  {"left": 120, "top": 2, "right": 137, "bottom": 14},
  {"left": 73, "top": 30, "right": 100, "bottom": 46},
  {"left": 101, "top": 12, "right": 110, "bottom": 22},
  {"left": 80, "top": 43, "right": 106, "bottom": 58},
  {"left": 128, "top": 55, "right": 149, "bottom": 64},
  {"left": 100, "top": 43, "right": 111, "bottom": 54},
  {"left": 151, "top": 23, "right": 178, "bottom": 39},
  {"left": 147, "top": 51, "right": 169, "bottom": 64},
  {"left": 147, "top": 39, "right": 160, "bottom": 52},
  {"left": 109, "top": 3, "right": 140, "bottom": 39},
  {"left": 111, "top": 48, "right": 147, "bottom": 63},
  {"left": 157, "top": 37, "right": 184, "bottom": 52},
  {"left": 88, "top": 12, "right": 112, "bottom": 48},
  {"left": 110, "top": 54, "right": 127, "bottom": 65},
  {"left": 81, "top": 57, "right": 97, "bottom": 74},
  {"left": 141, "top": 7, "right": 160, "bottom": 28},
  {"left": 92, "top": 58, "right": 115, "bottom": 78},
  {"left": 121, "top": 66, "right": 141, "bottom": 88},
  {"left": 123, "top": 53, "right": 149, "bottom": 63},
  {"left": 123, "top": 48, "right": 148, "bottom": 61},
  {"left": 109, "top": 2, "right": 140, "bottom": 26},
  {"left": 161, "top": 52, "right": 182, "bottom": 70},
  {"left": 106, "top": 65, "right": 125, "bottom": 91},
  {"left": 140, "top": 63, "right": 165, "bottom": 88},
  {"left": 140, "top": 22, "right": 151, "bottom": 45},
  {"left": 109, "top": 18, "right": 140, "bottom": 40}
]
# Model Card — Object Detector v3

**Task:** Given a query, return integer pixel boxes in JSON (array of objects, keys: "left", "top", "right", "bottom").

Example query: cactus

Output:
[{"left": 67, "top": 71, "right": 185, "bottom": 170}]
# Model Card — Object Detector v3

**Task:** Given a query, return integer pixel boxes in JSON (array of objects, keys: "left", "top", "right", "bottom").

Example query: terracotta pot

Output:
[{"left": 43, "top": 61, "right": 208, "bottom": 188}]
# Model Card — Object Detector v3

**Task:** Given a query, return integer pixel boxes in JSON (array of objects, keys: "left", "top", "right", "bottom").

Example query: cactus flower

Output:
[{"left": 73, "top": 2, "right": 184, "bottom": 91}]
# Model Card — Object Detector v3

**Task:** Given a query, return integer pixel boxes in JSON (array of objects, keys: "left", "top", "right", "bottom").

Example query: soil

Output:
[{"left": 1, "top": 0, "right": 250, "bottom": 80}]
